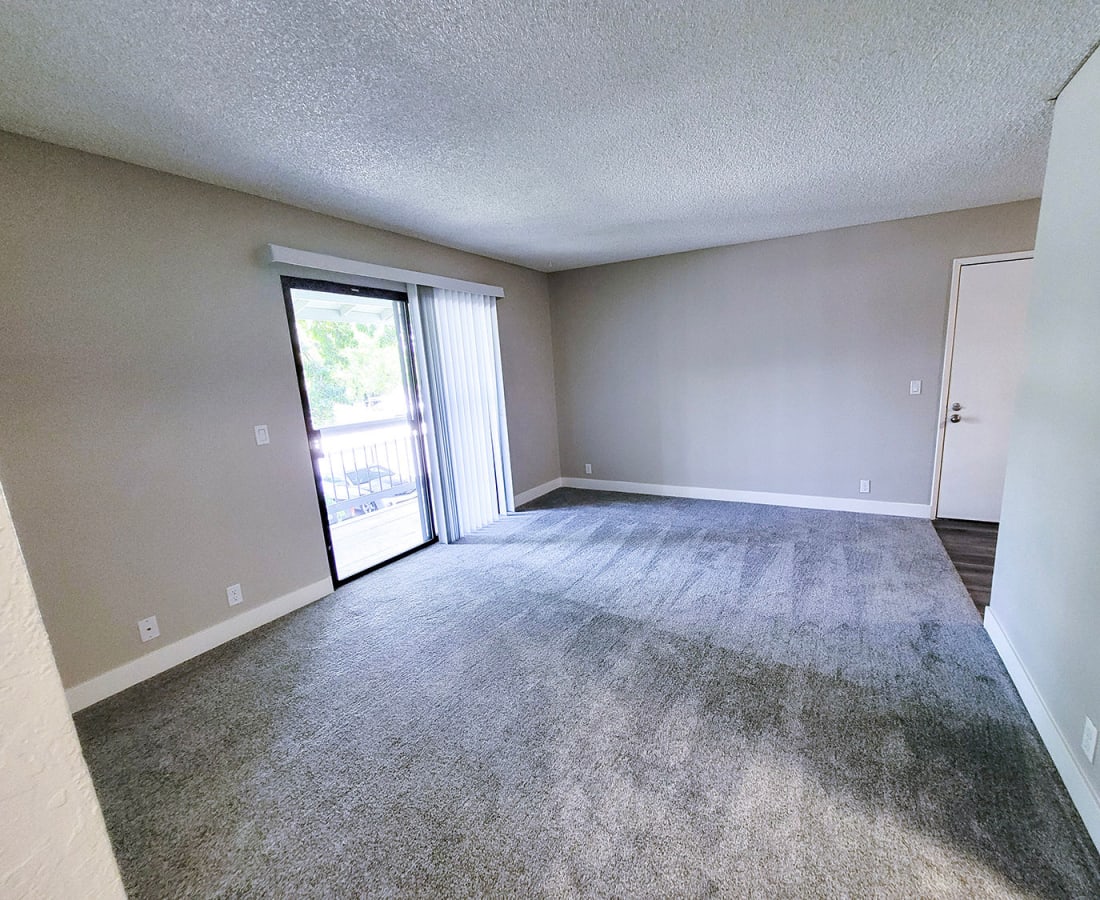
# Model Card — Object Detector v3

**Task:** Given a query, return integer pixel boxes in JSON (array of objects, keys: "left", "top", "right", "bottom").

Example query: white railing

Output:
[{"left": 316, "top": 418, "right": 419, "bottom": 523}]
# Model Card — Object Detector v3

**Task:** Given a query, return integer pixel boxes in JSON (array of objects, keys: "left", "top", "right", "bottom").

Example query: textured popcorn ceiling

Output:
[{"left": 0, "top": 2, "right": 1096, "bottom": 270}]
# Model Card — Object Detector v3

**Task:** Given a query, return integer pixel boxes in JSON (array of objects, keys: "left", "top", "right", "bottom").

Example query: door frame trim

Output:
[{"left": 930, "top": 250, "right": 1034, "bottom": 519}]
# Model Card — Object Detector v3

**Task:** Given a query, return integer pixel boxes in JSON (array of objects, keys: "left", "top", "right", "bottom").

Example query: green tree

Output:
[{"left": 297, "top": 318, "right": 401, "bottom": 426}]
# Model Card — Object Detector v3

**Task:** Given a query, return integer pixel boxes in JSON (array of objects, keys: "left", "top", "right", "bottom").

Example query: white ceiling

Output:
[{"left": 0, "top": 2, "right": 1096, "bottom": 271}]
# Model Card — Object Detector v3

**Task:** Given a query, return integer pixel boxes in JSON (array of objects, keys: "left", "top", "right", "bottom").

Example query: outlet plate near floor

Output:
[
  {"left": 1083, "top": 717, "right": 1097, "bottom": 763},
  {"left": 138, "top": 615, "right": 160, "bottom": 642},
  {"left": 227, "top": 583, "right": 244, "bottom": 607},
  {"left": 859, "top": 479, "right": 871, "bottom": 494}
]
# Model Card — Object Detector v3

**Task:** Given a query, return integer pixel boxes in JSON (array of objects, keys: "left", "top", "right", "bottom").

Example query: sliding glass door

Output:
[{"left": 281, "top": 277, "right": 435, "bottom": 583}]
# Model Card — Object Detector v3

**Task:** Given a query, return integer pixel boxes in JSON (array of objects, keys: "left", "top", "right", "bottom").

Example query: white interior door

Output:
[{"left": 936, "top": 256, "right": 1033, "bottom": 521}]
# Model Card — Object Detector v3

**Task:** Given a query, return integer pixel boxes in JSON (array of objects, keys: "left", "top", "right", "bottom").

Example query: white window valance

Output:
[{"left": 266, "top": 244, "right": 504, "bottom": 298}]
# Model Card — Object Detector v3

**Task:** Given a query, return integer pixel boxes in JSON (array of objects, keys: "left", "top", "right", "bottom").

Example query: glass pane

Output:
[{"left": 288, "top": 285, "right": 433, "bottom": 581}]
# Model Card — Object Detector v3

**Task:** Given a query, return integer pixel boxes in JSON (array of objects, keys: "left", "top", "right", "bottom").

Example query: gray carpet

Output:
[{"left": 76, "top": 489, "right": 1100, "bottom": 898}]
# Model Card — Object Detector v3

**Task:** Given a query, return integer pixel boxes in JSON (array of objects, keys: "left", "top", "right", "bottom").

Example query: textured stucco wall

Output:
[{"left": 0, "top": 479, "right": 125, "bottom": 897}]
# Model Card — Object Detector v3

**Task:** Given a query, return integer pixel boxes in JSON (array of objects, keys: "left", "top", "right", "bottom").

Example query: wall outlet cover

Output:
[
  {"left": 1083, "top": 717, "right": 1097, "bottom": 763},
  {"left": 910, "top": 380, "right": 922, "bottom": 395},
  {"left": 138, "top": 615, "right": 160, "bottom": 642},
  {"left": 585, "top": 463, "right": 592, "bottom": 474},
  {"left": 859, "top": 479, "right": 871, "bottom": 493},
  {"left": 227, "top": 583, "right": 244, "bottom": 606}
]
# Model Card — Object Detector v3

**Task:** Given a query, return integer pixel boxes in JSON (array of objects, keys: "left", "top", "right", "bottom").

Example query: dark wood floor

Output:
[{"left": 933, "top": 518, "right": 999, "bottom": 617}]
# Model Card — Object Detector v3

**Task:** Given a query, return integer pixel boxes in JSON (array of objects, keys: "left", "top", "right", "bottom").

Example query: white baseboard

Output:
[
  {"left": 985, "top": 608, "right": 1100, "bottom": 852},
  {"left": 65, "top": 577, "right": 333, "bottom": 713},
  {"left": 513, "top": 477, "right": 564, "bottom": 507},
  {"left": 558, "top": 477, "right": 930, "bottom": 518}
]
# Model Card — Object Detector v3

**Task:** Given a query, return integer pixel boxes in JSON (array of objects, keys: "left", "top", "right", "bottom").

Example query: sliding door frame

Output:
[{"left": 280, "top": 275, "right": 437, "bottom": 585}]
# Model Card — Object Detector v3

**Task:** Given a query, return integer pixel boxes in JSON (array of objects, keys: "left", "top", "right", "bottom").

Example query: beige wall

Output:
[
  {"left": 991, "top": 51, "right": 1100, "bottom": 801},
  {"left": 0, "top": 131, "right": 559, "bottom": 688},
  {"left": 0, "top": 478, "right": 125, "bottom": 897},
  {"left": 548, "top": 201, "right": 1040, "bottom": 504}
]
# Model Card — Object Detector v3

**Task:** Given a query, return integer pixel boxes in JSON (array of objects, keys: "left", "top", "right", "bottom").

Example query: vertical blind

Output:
[{"left": 416, "top": 287, "right": 512, "bottom": 541}]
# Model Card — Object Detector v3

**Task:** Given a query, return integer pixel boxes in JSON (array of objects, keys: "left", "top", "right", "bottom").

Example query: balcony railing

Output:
[{"left": 315, "top": 418, "right": 420, "bottom": 524}]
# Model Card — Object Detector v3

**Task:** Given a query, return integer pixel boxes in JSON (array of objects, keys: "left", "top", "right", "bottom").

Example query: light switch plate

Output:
[
  {"left": 254, "top": 424, "right": 270, "bottom": 446},
  {"left": 910, "top": 380, "right": 922, "bottom": 395}
]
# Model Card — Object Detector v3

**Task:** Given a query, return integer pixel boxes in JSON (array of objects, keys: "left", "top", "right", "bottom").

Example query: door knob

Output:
[
  {"left": 949, "top": 414, "right": 961, "bottom": 423},
  {"left": 951, "top": 402, "right": 963, "bottom": 411}
]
